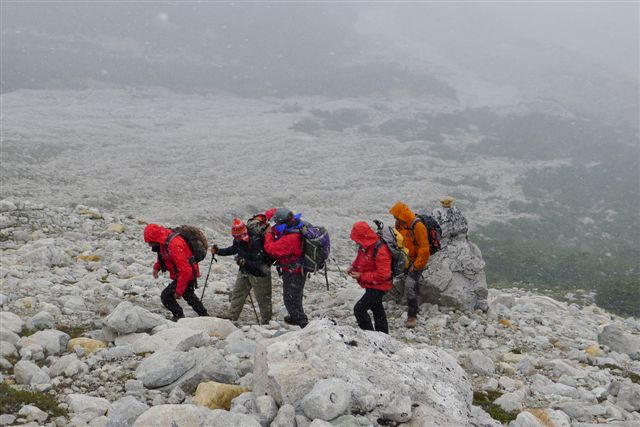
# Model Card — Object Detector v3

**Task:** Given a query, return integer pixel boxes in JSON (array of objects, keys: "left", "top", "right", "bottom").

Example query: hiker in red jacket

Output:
[
  {"left": 144, "top": 224, "right": 208, "bottom": 321},
  {"left": 263, "top": 208, "right": 308, "bottom": 328},
  {"left": 348, "top": 221, "right": 392, "bottom": 334}
]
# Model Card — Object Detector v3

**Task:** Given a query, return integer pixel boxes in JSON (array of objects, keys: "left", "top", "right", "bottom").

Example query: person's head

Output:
[
  {"left": 144, "top": 224, "right": 165, "bottom": 252},
  {"left": 440, "top": 196, "right": 455, "bottom": 208},
  {"left": 389, "top": 201, "right": 414, "bottom": 229},
  {"left": 231, "top": 218, "right": 249, "bottom": 242}
]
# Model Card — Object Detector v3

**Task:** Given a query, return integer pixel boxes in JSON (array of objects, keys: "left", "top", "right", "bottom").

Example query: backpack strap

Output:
[{"left": 372, "top": 240, "right": 384, "bottom": 262}]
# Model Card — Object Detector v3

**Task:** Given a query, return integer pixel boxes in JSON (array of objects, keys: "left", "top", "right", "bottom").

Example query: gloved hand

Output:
[
  {"left": 211, "top": 244, "right": 218, "bottom": 255},
  {"left": 152, "top": 267, "right": 159, "bottom": 279},
  {"left": 237, "top": 258, "right": 246, "bottom": 267}
]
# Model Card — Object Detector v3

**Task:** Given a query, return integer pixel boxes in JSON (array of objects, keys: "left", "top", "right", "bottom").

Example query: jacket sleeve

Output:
[
  {"left": 153, "top": 260, "right": 161, "bottom": 271},
  {"left": 264, "top": 232, "right": 302, "bottom": 259},
  {"left": 360, "top": 244, "right": 392, "bottom": 284},
  {"left": 169, "top": 239, "right": 194, "bottom": 295},
  {"left": 217, "top": 242, "right": 238, "bottom": 257},
  {"left": 413, "top": 222, "right": 430, "bottom": 270}
]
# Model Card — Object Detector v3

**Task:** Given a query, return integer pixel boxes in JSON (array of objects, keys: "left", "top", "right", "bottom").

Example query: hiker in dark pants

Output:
[
  {"left": 211, "top": 217, "right": 273, "bottom": 324},
  {"left": 263, "top": 208, "right": 308, "bottom": 328},
  {"left": 349, "top": 221, "right": 392, "bottom": 334},
  {"left": 144, "top": 224, "right": 209, "bottom": 321},
  {"left": 389, "top": 202, "right": 430, "bottom": 328}
]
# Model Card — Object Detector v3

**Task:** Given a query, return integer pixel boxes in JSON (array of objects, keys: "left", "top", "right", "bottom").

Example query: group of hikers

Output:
[{"left": 143, "top": 198, "right": 469, "bottom": 334}]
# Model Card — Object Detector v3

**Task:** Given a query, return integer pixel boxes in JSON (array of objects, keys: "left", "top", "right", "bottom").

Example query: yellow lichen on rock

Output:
[
  {"left": 499, "top": 318, "right": 513, "bottom": 329},
  {"left": 77, "top": 254, "right": 102, "bottom": 262},
  {"left": 585, "top": 344, "right": 601, "bottom": 357},
  {"left": 107, "top": 224, "right": 125, "bottom": 234},
  {"left": 526, "top": 408, "right": 554, "bottom": 427},
  {"left": 192, "top": 381, "right": 249, "bottom": 410},
  {"left": 67, "top": 337, "right": 107, "bottom": 354}
]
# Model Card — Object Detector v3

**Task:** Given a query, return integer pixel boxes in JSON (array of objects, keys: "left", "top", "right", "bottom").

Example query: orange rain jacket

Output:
[{"left": 389, "top": 202, "right": 430, "bottom": 271}]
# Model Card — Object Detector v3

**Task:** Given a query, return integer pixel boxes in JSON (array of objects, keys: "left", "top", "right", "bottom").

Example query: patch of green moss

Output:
[
  {"left": 473, "top": 391, "right": 518, "bottom": 424},
  {"left": 600, "top": 364, "right": 640, "bottom": 384},
  {"left": 0, "top": 382, "right": 67, "bottom": 417},
  {"left": 56, "top": 324, "right": 91, "bottom": 339},
  {"left": 21, "top": 328, "right": 37, "bottom": 337}
]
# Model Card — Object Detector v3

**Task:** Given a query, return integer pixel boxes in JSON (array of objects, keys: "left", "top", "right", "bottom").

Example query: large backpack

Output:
[
  {"left": 412, "top": 214, "right": 442, "bottom": 255},
  {"left": 167, "top": 225, "right": 209, "bottom": 265},
  {"left": 246, "top": 214, "right": 274, "bottom": 266},
  {"left": 373, "top": 220, "right": 410, "bottom": 278},
  {"left": 297, "top": 221, "right": 330, "bottom": 273}
]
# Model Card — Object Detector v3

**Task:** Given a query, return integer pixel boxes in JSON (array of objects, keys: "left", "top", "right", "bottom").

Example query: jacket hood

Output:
[
  {"left": 350, "top": 221, "right": 379, "bottom": 248},
  {"left": 389, "top": 202, "right": 416, "bottom": 225},
  {"left": 143, "top": 224, "right": 172, "bottom": 244}
]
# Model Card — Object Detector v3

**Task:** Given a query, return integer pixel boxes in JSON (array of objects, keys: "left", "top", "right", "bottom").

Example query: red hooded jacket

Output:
[
  {"left": 350, "top": 221, "right": 392, "bottom": 292},
  {"left": 264, "top": 231, "right": 303, "bottom": 274},
  {"left": 144, "top": 224, "right": 200, "bottom": 296}
]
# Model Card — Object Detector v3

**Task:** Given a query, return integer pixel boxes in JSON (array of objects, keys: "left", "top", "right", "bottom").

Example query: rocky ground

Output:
[{"left": 1, "top": 199, "right": 639, "bottom": 426}]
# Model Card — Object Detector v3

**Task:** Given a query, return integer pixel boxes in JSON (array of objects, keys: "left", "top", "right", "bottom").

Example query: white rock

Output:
[
  {"left": 301, "top": 378, "right": 352, "bottom": 421},
  {"left": 0, "top": 328, "right": 19, "bottom": 344},
  {"left": 253, "top": 319, "right": 472, "bottom": 425},
  {"left": 494, "top": 389, "right": 525, "bottom": 412},
  {"left": 135, "top": 350, "right": 195, "bottom": 388},
  {"left": 271, "top": 403, "right": 296, "bottom": 427},
  {"left": 177, "top": 316, "right": 238, "bottom": 338},
  {"left": 0, "top": 341, "right": 17, "bottom": 357},
  {"left": 103, "top": 301, "right": 165, "bottom": 335},
  {"left": 467, "top": 350, "right": 495, "bottom": 375},
  {"left": 381, "top": 395, "right": 412, "bottom": 423},
  {"left": 615, "top": 383, "right": 640, "bottom": 412},
  {"left": 0, "top": 312, "right": 23, "bottom": 333},
  {"left": 132, "top": 327, "right": 209, "bottom": 353},
  {"left": 598, "top": 324, "right": 640, "bottom": 359},
  {"left": 14, "top": 360, "right": 50, "bottom": 385},
  {"left": 26, "top": 311, "right": 55, "bottom": 330},
  {"left": 256, "top": 395, "right": 278, "bottom": 424},
  {"left": 105, "top": 395, "right": 149, "bottom": 427},
  {"left": 18, "top": 405, "right": 48, "bottom": 423},
  {"left": 67, "top": 394, "right": 111, "bottom": 418},
  {"left": 132, "top": 405, "right": 259, "bottom": 427},
  {"left": 22, "top": 329, "right": 70, "bottom": 355}
]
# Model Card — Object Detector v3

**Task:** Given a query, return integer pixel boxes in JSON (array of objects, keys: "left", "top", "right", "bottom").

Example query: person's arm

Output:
[
  {"left": 216, "top": 241, "right": 238, "bottom": 257},
  {"left": 170, "top": 239, "right": 194, "bottom": 295},
  {"left": 413, "top": 222, "right": 430, "bottom": 270}
]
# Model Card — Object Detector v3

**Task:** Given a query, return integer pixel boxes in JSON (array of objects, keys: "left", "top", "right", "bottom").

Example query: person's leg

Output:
[
  {"left": 183, "top": 281, "right": 209, "bottom": 317},
  {"left": 353, "top": 290, "right": 374, "bottom": 331},
  {"left": 251, "top": 275, "right": 273, "bottom": 324},
  {"left": 161, "top": 281, "right": 184, "bottom": 319},
  {"left": 228, "top": 272, "right": 251, "bottom": 321},
  {"left": 370, "top": 289, "right": 389, "bottom": 334},
  {"left": 404, "top": 271, "right": 422, "bottom": 327},
  {"left": 282, "top": 271, "right": 308, "bottom": 327}
]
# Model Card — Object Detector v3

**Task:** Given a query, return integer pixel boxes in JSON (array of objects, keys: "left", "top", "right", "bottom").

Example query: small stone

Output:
[
  {"left": 271, "top": 404, "right": 296, "bottom": 427},
  {"left": 67, "top": 337, "right": 107, "bottom": 354},
  {"left": 18, "top": 405, "right": 48, "bottom": 423},
  {"left": 192, "top": 381, "right": 249, "bottom": 410},
  {"left": 301, "top": 378, "right": 351, "bottom": 421},
  {"left": 381, "top": 395, "right": 412, "bottom": 423}
]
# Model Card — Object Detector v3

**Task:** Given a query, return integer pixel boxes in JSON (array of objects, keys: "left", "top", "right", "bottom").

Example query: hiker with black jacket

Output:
[
  {"left": 211, "top": 217, "right": 273, "bottom": 324},
  {"left": 144, "top": 223, "right": 209, "bottom": 321}
]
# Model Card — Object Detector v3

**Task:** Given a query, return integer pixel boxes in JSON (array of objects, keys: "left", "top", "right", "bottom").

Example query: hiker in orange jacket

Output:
[{"left": 389, "top": 202, "right": 430, "bottom": 328}]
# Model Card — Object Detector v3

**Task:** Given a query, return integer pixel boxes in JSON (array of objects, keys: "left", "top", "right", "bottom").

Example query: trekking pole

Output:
[
  {"left": 330, "top": 257, "right": 348, "bottom": 279},
  {"left": 247, "top": 291, "right": 260, "bottom": 323},
  {"left": 200, "top": 255, "right": 217, "bottom": 300},
  {"left": 324, "top": 264, "right": 329, "bottom": 291}
]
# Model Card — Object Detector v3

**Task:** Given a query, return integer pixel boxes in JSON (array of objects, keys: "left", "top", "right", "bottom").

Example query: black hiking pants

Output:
[
  {"left": 161, "top": 280, "right": 208, "bottom": 319},
  {"left": 282, "top": 271, "right": 308, "bottom": 327},
  {"left": 354, "top": 288, "right": 389, "bottom": 334}
]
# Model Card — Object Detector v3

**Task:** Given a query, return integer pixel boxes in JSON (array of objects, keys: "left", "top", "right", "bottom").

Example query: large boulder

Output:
[
  {"left": 132, "top": 404, "right": 259, "bottom": 427},
  {"left": 131, "top": 328, "right": 209, "bottom": 353},
  {"left": 18, "top": 329, "right": 70, "bottom": 355},
  {"left": 253, "top": 319, "right": 472, "bottom": 425},
  {"left": 192, "top": 381, "right": 249, "bottom": 410},
  {"left": 135, "top": 347, "right": 238, "bottom": 393},
  {"left": 103, "top": 302, "right": 166, "bottom": 336},
  {"left": 598, "top": 323, "right": 640, "bottom": 360},
  {"left": 422, "top": 236, "right": 488, "bottom": 312},
  {"left": 106, "top": 396, "right": 149, "bottom": 427},
  {"left": 177, "top": 317, "right": 238, "bottom": 338},
  {"left": 14, "top": 360, "right": 50, "bottom": 385}
]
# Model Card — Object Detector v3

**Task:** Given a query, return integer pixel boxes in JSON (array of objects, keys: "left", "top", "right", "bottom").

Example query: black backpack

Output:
[
  {"left": 411, "top": 214, "right": 442, "bottom": 255},
  {"left": 167, "top": 225, "right": 209, "bottom": 265}
]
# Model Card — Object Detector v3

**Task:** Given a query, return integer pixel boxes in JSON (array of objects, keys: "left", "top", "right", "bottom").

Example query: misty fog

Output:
[{"left": 1, "top": 1, "right": 639, "bottom": 313}]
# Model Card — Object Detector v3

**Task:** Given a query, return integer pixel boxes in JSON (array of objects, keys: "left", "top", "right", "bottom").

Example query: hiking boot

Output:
[
  {"left": 170, "top": 315, "right": 184, "bottom": 322},
  {"left": 405, "top": 317, "right": 417, "bottom": 328},
  {"left": 284, "top": 315, "right": 296, "bottom": 325}
]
